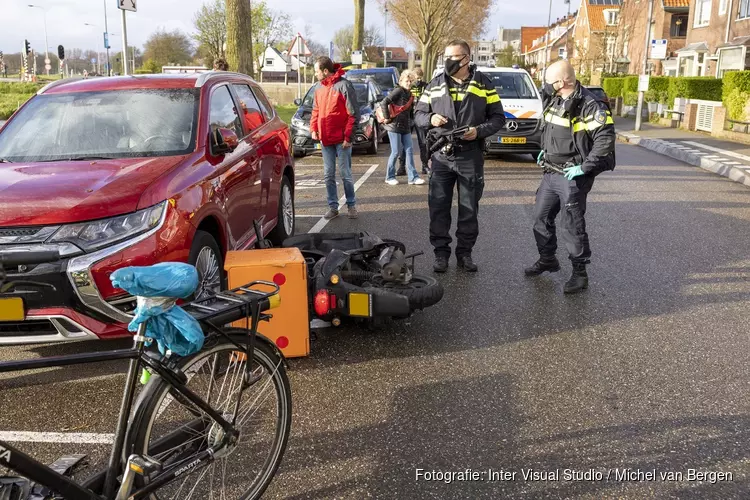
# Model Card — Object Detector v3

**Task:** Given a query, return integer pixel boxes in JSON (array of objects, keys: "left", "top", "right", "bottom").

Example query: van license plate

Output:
[
  {"left": 0, "top": 297, "right": 24, "bottom": 322},
  {"left": 501, "top": 137, "right": 526, "bottom": 144}
]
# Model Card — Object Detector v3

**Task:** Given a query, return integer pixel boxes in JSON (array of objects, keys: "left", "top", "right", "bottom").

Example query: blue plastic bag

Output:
[{"left": 110, "top": 263, "right": 205, "bottom": 357}]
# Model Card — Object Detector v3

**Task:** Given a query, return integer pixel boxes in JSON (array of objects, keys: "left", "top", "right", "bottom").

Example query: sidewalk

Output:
[{"left": 615, "top": 116, "right": 750, "bottom": 188}]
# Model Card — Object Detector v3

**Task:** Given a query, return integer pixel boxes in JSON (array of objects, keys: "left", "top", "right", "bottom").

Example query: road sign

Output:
[
  {"left": 288, "top": 34, "right": 311, "bottom": 57},
  {"left": 638, "top": 75, "right": 650, "bottom": 92},
  {"left": 44, "top": 58, "right": 50, "bottom": 64},
  {"left": 45, "top": 64, "right": 51, "bottom": 71},
  {"left": 650, "top": 39, "right": 667, "bottom": 60},
  {"left": 104, "top": 32, "right": 110, "bottom": 49},
  {"left": 351, "top": 50, "right": 363, "bottom": 65},
  {"left": 118, "top": 0, "right": 136, "bottom": 12},
  {"left": 91, "top": 57, "right": 97, "bottom": 64},
  {"left": 329, "top": 41, "right": 334, "bottom": 59}
]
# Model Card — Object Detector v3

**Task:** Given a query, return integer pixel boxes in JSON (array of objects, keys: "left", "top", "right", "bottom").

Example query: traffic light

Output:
[
  {"left": 57, "top": 45, "right": 64, "bottom": 60},
  {"left": 24, "top": 39, "right": 30, "bottom": 55}
]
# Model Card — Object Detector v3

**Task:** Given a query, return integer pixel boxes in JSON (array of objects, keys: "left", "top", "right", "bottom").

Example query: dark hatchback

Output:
[{"left": 290, "top": 79, "right": 387, "bottom": 157}]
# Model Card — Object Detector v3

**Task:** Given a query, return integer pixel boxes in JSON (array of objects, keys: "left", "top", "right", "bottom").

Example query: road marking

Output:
[
  {"left": 723, "top": 161, "right": 743, "bottom": 165},
  {"left": 682, "top": 141, "right": 750, "bottom": 163},
  {"left": 295, "top": 214, "right": 324, "bottom": 218},
  {"left": 308, "top": 164, "right": 379, "bottom": 234},
  {"left": 0, "top": 431, "right": 114, "bottom": 444}
]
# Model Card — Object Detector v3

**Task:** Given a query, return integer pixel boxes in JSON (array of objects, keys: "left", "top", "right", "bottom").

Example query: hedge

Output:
[
  {"left": 668, "top": 77, "right": 722, "bottom": 105},
  {"left": 722, "top": 71, "right": 750, "bottom": 121},
  {"left": 602, "top": 78, "right": 625, "bottom": 99},
  {"left": 644, "top": 76, "right": 670, "bottom": 105},
  {"left": 623, "top": 75, "right": 639, "bottom": 94}
]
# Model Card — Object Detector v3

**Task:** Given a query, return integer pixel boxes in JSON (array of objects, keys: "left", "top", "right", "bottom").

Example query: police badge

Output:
[{"left": 594, "top": 109, "right": 608, "bottom": 125}]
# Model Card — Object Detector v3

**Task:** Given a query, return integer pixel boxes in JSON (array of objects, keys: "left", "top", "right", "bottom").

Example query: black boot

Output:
[
  {"left": 433, "top": 255, "right": 449, "bottom": 273},
  {"left": 524, "top": 257, "right": 560, "bottom": 276},
  {"left": 457, "top": 255, "right": 478, "bottom": 272},
  {"left": 564, "top": 263, "right": 589, "bottom": 294}
]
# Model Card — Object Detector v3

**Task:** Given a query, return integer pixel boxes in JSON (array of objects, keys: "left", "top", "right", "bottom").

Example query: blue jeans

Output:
[
  {"left": 386, "top": 131, "right": 419, "bottom": 182},
  {"left": 322, "top": 143, "right": 356, "bottom": 208}
]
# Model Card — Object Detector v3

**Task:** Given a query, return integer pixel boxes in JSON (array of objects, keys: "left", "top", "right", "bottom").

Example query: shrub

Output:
[
  {"left": 0, "top": 82, "right": 42, "bottom": 94},
  {"left": 722, "top": 71, "right": 750, "bottom": 121},
  {"left": 624, "top": 75, "right": 639, "bottom": 94},
  {"left": 668, "top": 77, "right": 722, "bottom": 105},
  {"left": 623, "top": 91, "right": 638, "bottom": 107},
  {"left": 602, "top": 77, "right": 625, "bottom": 99}
]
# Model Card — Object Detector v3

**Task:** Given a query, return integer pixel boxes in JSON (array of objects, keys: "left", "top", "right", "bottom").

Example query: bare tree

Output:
[
  {"left": 383, "top": 0, "right": 493, "bottom": 77},
  {"left": 334, "top": 25, "right": 384, "bottom": 59},
  {"left": 226, "top": 0, "right": 253, "bottom": 75},
  {"left": 193, "top": 0, "right": 226, "bottom": 63}
]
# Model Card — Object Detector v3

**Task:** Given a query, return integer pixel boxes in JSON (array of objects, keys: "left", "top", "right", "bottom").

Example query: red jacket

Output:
[{"left": 310, "top": 65, "right": 359, "bottom": 146}]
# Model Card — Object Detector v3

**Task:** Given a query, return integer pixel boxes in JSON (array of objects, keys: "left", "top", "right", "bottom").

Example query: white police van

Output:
[{"left": 431, "top": 65, "right": 544, "bottom": 160}]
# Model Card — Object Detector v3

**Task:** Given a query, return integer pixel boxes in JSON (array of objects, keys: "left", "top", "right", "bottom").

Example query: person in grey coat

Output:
[{"left": 380, "top": 70, "right": 424, "bottom": 185}]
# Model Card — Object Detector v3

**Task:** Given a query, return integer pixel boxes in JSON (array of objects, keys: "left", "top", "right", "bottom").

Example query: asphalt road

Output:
[{"left": 2, "top": 138, "right": 750, "bottom": 498}]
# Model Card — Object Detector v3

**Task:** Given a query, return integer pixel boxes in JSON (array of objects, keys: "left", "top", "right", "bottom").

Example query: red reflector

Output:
[
  {"left": 314, "top": 290, "right": 330, "bottom": 317},
  {"left": 276, "top": 336, "right": 289, "bottom": 349},
  {"left": 329, "top": 294, "right": 337, "bottom": 310},
  {"left": 273, "top": 273, "right": 286, "bottom": 286}
]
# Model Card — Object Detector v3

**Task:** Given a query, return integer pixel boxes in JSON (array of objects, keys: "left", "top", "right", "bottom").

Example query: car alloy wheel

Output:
[
  {"left": 281, "top": 182, "right": 294, "bottom": 235},
  {"left": 195, "top": 246, "right": 221, "bottom": 299}
]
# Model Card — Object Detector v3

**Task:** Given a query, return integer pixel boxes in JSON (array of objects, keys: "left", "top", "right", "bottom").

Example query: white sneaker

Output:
[
  {"left": 409, "top": 178, "right": 426, "bottom": 185},
  {"left": 385, "top": 178, "right": 399, "bottom": 185}
]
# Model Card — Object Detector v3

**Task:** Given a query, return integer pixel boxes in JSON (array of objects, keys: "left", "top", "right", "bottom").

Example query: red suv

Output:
[{"left": 0, "top": 72, "right": 295, "bottom": 344}]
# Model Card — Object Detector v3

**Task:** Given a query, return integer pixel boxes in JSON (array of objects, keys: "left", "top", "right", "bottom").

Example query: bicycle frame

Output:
[{"left": 0, "top": 324, "right": 249, "bottom": 500}]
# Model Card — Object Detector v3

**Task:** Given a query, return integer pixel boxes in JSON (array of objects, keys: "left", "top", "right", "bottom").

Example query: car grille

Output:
[
  {"left": 500, "top": 119, "right": 539, "bottom": 136},
  {"left": 0, "top": 320, "right": 58, "bottom": 337}
]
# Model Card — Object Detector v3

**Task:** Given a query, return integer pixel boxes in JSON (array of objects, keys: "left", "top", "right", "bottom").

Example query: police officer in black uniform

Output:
[
  {"left": 524, "top": 60, "right": 616, "bottom": 293},
  {"left": 415, "top": 39, "right": 505, "bottom": 273}
]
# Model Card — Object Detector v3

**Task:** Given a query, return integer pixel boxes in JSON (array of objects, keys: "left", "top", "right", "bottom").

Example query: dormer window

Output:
[{"left": 604, "top": 9, "right": 619, "bottom": 25}]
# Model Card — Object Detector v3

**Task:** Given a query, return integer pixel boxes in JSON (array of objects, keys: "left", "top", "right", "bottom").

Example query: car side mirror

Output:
[
  {"left": 210, "top": 127, "right": 238, "bottom": 156},
  {"left": 293, "top": 98, "right": 302, "bottom": 106}
]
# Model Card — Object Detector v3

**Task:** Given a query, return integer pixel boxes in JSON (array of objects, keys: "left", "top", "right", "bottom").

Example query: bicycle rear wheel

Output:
[{"left": 128, "top": 329, "right": 292, "bottom": 500}]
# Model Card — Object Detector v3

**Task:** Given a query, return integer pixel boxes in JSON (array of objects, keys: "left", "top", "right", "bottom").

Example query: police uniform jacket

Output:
[
  {"left": 414, "top": 66, "right": 506, "bottom": 145},
  {"left": 541, "top": 82, "right": 616, "bottom": 176}
]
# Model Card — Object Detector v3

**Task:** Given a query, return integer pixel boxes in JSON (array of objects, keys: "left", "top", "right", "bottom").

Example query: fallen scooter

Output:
[{"left": 252, "top": 219, "right": 444, "bottom": 326}]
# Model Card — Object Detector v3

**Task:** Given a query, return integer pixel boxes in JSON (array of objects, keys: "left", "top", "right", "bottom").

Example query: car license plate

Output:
[
  {"left": 501, "top": 137, "right": 526, "bottom": 144},
  {"left": 0, "top": 297, "right": 24, "bottom": 322},
  {"left": 314, "top": 143, "right": 321, "bottom": 150},
  {"left": 348, "top": 292, "right": 372, "bottom": 317}
]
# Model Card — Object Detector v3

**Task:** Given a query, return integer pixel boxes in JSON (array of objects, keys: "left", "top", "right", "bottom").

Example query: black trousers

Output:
[
  {"left": 415, "top": 126, "right": 429, "bottom": 169},
  {"left": 428, "top": 148, "right": 485, "bottom": 258},
  {"left": 533, "top": 172, "right": 595, "bottom": 264}
]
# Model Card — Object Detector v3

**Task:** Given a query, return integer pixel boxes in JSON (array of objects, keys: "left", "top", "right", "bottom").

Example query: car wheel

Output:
[
  {"left": 269, "top": 175, "right": 295, "bottom": 246},
  {"left": 292, "top": 144, "right": 304, "bottom": 158},
  {"left": 188, "top": 230, "right": 226, "bottom": 299},
  {"left": 531, "top": 151, "right": 543, "bottom": 162},
  {"left": 367, "top": 126, "right": 379, "bottom": 155}
]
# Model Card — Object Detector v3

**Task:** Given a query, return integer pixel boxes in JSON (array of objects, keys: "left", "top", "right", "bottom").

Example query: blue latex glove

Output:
[
  {"left": 537, "top": 150, "right": 544, "bottom": 165},
  {"left": 563, "top": 165, "right": 584, "bottom": 180}
]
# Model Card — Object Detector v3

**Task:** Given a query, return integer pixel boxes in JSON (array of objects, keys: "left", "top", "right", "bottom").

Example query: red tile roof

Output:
[
  {"left": 364, "top": 46, "right": 408, "bottom": 62},
  {"left": 521, "top": 27, "right": 548, "bottom": 54},
  {"left": 588, "top": 4, "right": 620, "bottom": 31}
]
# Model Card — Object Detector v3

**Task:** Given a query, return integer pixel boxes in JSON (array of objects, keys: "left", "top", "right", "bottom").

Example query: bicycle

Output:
[{"left": 0, "top": 250, "right": 292, "bottom": 500}]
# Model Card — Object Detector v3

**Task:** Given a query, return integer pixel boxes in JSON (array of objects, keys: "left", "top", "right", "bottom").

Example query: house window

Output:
[
  {"left": 604, "top": 10, "right": 619, "bottom": 25},
  {"left": 384, "top": 51, "right": 392, "bottom": 59},
  {"left": 623, "top": 38, "right": 629, "bottom": 56},
  {"left": 718, "top": 47, "right": 744, "bottom": 76},
  {"left": 740, "top": 0, "right": 750, "bottom": 19},
  {"left": 265, "top": 58, "right": 274, "bottom": 67},
  {"left": 694, "top": 0, "right": 712, "bottom": 26},
  {"left": 720, "top": 0, "right": 728, "bottom": 14},
  {"left": 559, "top": 47, "right": 566, "bottom": 57},
  {"left": 606, "top": 37, "right": 616, "bottom": 58},
  {"left": 671, "top": 15, "right": 688, "bottom": 36}
]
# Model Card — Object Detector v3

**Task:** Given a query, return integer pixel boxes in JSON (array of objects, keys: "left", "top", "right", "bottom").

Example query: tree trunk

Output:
[
  {"left": 422, "top": 42, "right": 436, "bottom": 80},
  {"left": 226, "top": 0, "right": 254, "bottom": 76},
  {"left": 353, "top": 0, "right": 365, "bottom": 55}
]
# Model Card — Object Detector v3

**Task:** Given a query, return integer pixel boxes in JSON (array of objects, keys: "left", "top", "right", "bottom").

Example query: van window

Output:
[{"left": 487, "top": 73, "right": 538, "bottom": 99}]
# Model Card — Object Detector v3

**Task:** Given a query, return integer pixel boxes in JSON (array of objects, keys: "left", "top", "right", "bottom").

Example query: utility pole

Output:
[
  {"left": 564, "top": 0, "right": 571, "bottom": 59},
  {"left": 104, "top": 0, "right": 111, "bottom": 75},
  {"left": 635, "top": 0, "right": 654, "bottom": 131},
  {"left": 384, "top": 2, "right": 388, "bottom": 68},
  {"left": 120, "top": 7, "right": 129, "bottom": 75},
  {"left": 543, "top": 0, "right": 553, "bottom": 81}
]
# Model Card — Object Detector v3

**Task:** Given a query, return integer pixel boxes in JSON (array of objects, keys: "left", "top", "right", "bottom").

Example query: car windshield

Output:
[
  {"left": 487, "top": 73, "right": 538, "bottom": 99},
  {"left": 0, "top": 89, "right": 199, "bottom": 162},
  {"left": 301, "top": 83, "right": 369, "bottom": 107}
]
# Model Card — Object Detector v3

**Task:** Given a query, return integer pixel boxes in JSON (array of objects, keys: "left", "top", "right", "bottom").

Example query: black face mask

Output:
[
  {"left": 444, "top": 57, "right": 465, "bottom": 77},
  {"left": 543, "top": 81, "right": 562, "bottom": 98}
]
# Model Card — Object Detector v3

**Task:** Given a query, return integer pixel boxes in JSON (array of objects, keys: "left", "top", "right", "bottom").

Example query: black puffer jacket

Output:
[{"left": 380, "top": 85, "right": 413, "bottom": 135}]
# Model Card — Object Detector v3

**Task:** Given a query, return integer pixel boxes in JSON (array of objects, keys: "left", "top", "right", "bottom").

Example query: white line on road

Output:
[
  {"left": 0, "top": 431, "right": 114, "bottom": 444},
  {"left": 308, "top": 164, "right": 379, "bottom": 234},
  {"left": 724, "top": 161, "right": 743, "bottom": 165},
  {"left": 682, "top": 141, "right": 750, "bottom": 163},
  {"left": 295, "top": 214, "right": 324, "bottom": 218}
]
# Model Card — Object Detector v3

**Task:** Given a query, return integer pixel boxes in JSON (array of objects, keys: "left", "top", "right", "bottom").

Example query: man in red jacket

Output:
[{"left": 310, "top": 56, "right": 360, "bottom": 219}]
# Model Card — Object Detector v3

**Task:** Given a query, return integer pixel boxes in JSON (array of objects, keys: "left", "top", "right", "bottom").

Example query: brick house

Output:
[
  {"left": 364, "top": 46, "right": 409, "bottom": 71},
  {"left": 677, "top": 0, "right": 750, "bottom": 76},
  {"left": 572, "top": 0, "right": 625, "bottom": 76},
  {"left": 522, "top": 17, "right": 576, "bottom": 79},
  {"left": 617, "top": 0, "right": 690, "bottom": 76}
]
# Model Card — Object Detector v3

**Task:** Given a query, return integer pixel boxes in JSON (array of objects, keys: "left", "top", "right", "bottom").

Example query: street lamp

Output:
[
  {"left": 28, "top": 4, "right": 50, "bottom": 76},
  {"left": 384, "top": 2, "right": 388, "bottom": 68}
]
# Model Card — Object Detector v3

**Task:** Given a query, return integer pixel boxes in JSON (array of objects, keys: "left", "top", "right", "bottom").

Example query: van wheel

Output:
[{"left": 188, "top": 231, "right": 226, "bottom": 299}]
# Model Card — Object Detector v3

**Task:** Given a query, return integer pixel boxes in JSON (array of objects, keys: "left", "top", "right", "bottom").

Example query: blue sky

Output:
[{"left": 1, "top": 0, "right": 576, "bottom": 56}]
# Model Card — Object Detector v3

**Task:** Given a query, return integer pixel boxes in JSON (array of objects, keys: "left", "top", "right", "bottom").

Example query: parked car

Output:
[
  {"left": 481, "top": 66, "right": 544, "bottom": 160},
  {"left": 290, "top": 79, "right": 387, "bottom": 157},
  {"left": 0, "top": 73, "right": 295, "bottom": 344},
  {"left": 345, "top": 67, "right": 400, "bottom": 93}
]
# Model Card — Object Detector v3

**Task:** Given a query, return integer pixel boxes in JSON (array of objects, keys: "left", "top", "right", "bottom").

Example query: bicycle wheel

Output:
[{"left": 128, "top": 329, "right": 292, "bottom": 500}]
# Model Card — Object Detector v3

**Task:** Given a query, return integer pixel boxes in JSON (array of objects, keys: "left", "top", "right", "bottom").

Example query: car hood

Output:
[{"left": 0, "top": 156, "right": 185, "bottom": 227}]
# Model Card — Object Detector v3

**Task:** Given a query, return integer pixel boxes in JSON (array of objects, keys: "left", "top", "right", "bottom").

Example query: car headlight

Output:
[
  {"left": 48, "top": 201, "right": 166, "bottom": 252},
  {"left": 359, "top": 113, "right": 372, "bottom": 124},
  {"left": 291, "top": 117, "right": 307, "bottom": 129}
]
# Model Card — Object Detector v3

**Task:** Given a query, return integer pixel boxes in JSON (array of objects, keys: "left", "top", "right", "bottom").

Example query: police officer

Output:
[
  {"left": 524, "top": 60, "right": 616, "bottom": 293},
  {"left": 415, "top": 39, "right": 505, "bottom": 273},
  {"left": 410, "top": 67, "right": 430, "bottom": 174}
]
